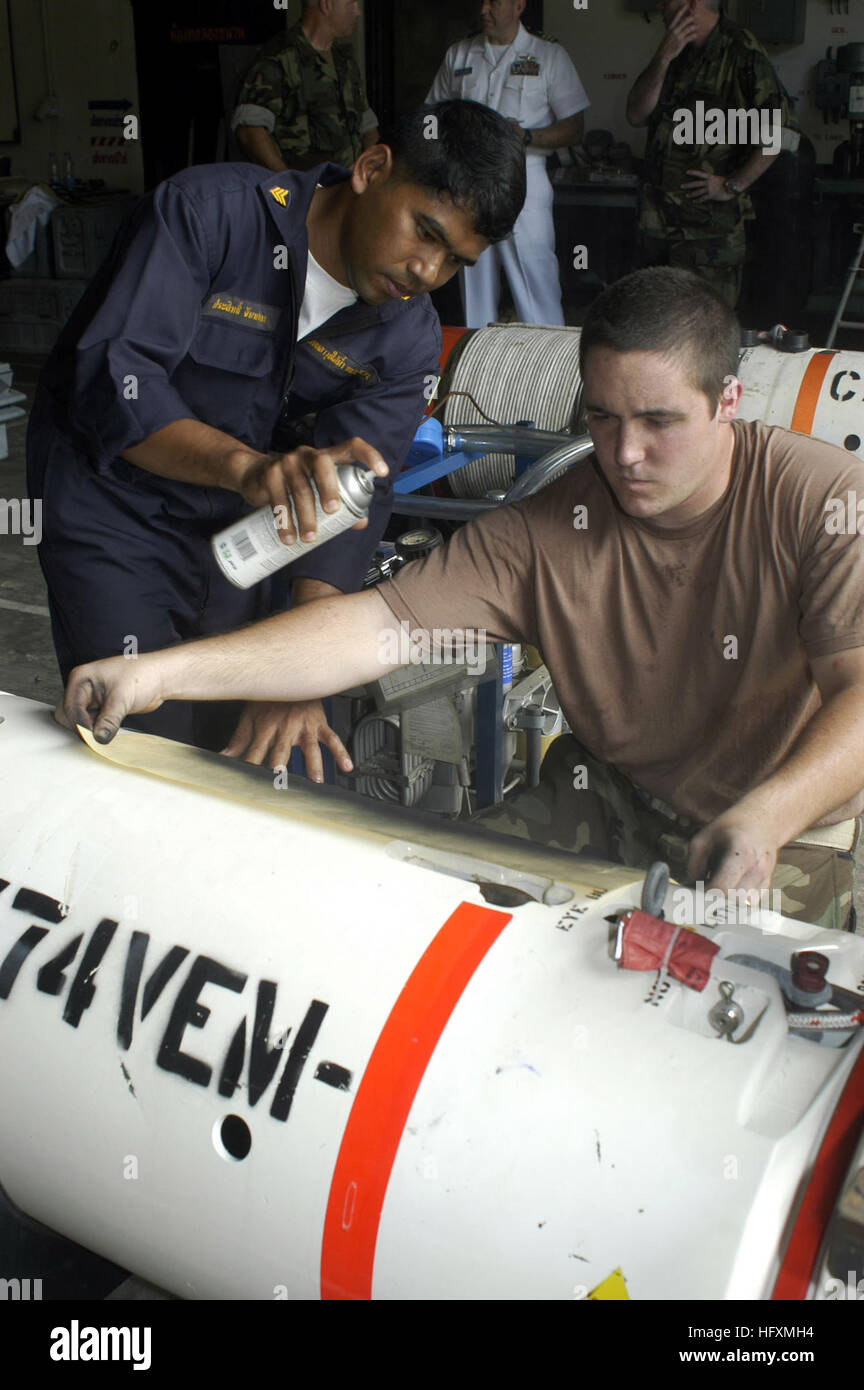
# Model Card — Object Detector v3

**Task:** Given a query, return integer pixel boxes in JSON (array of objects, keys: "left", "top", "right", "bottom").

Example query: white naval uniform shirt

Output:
[
  {"left": 427, "top": 24, "right": 588, "bottom": 326},
  {"left": 426, "top": 22, "right": 589, "bottom": 177}
]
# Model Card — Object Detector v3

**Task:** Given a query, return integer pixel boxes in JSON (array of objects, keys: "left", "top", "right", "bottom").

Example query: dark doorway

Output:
[
  {"left": 130, "top": 1, "right": 286, "bottom": 188},
  {"left": 364, "top": 1, "right": 543, "bottom": 129}
]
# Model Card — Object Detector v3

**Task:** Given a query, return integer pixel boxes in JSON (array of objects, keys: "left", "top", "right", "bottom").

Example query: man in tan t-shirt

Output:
[{"left": 58, "top": 268, "right": 864, "bottom": 931}]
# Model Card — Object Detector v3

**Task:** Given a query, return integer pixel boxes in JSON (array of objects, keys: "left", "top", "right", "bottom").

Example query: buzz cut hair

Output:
[{"left": 579, "top": 267, "right": 741, "bottom": 410}]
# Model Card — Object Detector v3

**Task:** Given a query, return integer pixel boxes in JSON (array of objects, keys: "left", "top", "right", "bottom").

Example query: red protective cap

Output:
[
  {"left": 616, "top": 910, "right": 720, "bottom": 993},
  {"left": 792, "top": 950, "right": 830, "bottom": 994}
]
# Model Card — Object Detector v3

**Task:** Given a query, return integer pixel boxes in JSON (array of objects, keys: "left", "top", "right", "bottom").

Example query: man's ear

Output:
[
  {"left": 350, "top": 142, "right": 393, "bottom": 195},
  {"left": 717, "top": 374, "right": 743, "bottom": 422}
]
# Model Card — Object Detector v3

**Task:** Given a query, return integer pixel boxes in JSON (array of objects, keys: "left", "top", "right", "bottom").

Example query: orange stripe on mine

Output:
[
  {"left": 320, "top": 901, "right": 511, "bottom": 1300},
  {"left": 772, "top": 1041, "right": 864, "bottom": 1300},
  {"left": 790, "top": 350, "right": 836, "bottom": 436}
]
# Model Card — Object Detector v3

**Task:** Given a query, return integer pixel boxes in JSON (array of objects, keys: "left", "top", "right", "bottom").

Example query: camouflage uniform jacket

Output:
[
  {"left": 232, "top": 21, "right": 373, "bottom": 170},
  {"left": 640, "top": 13, "right": 798, "bottom": 243}
]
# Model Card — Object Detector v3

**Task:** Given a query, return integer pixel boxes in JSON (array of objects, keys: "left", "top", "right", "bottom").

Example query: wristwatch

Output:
[
  {"left": 523, "top": 128, "right": 533, "bottom": 147},
  {"left": 723, "top": 175, "right": 742, "bottom": 196}
]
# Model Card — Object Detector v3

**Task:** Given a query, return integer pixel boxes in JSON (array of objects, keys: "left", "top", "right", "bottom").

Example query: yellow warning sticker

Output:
[{"left": 587, "top": 1268, "right": 630, "bottom": 1300}]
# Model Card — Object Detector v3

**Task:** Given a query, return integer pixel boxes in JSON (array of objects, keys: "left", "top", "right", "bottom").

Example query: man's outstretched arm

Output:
[
  {"left": 687, "top": 647, "right": 864, "bottom": 893},
  {"left": 60, "top": 589, "right": 399, "bottom": 745}
]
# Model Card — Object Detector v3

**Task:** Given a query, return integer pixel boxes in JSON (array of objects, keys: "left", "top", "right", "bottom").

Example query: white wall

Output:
[
  {"left": 4, "top": 0, "right": 144, "bottom": 191},
  {"left": 545, "top": 0, "right": 864, "bottom": 161}
]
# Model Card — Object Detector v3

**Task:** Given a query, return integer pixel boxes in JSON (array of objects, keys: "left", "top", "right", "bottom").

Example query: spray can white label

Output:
[{"left": 212, "top": 464, "right": 375, "bottom": 589}]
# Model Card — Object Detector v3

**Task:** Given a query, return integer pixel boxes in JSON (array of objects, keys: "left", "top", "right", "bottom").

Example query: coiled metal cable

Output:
[{"left": 442, "top": 324, "right": 585, "bottom": 497}]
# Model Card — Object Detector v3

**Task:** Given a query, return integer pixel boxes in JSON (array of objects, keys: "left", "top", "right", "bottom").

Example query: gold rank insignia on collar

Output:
[{"left": 270, "top": 187, "right": 289, "bottom": 206}]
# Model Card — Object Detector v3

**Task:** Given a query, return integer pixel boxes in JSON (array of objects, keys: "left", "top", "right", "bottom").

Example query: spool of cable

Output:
[{"left": 441, "top": 324, "right": 584, "bottom": 497}]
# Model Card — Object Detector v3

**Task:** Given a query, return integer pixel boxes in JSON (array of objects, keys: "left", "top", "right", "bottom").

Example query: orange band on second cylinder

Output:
[{"left": 790, "top": 350, "right": 836, "bottom": 435}]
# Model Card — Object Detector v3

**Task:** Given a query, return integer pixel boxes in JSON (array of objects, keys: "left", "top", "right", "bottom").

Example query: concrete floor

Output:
[{"left": 0, "top": 366, "right": 62, "bottom": 707}]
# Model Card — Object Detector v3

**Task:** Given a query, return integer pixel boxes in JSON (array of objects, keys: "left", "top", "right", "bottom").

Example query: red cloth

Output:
[{"left": 617, "top": 910, "right": 719, "bottom": 993}]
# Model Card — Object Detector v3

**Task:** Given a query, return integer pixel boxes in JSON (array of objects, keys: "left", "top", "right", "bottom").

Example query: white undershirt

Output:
[
  {"left": 485, "top": 35, "right": 516, "bottom": 72},
  {"left": 298, "top": 249, "right": 357, "bottom": 339}
]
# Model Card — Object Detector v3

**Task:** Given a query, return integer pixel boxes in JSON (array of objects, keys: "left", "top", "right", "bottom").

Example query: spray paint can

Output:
[{"left": 212, "top": 464, "right": 376, "bottom": 590}]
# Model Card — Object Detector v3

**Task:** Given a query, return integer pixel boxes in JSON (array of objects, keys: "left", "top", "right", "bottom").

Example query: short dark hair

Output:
[
  {"left": 579, "top": 268, "right": 741, "bottom": 409},
  {"left": 379, "top": 101, "right": 526, "bottom": 243}
]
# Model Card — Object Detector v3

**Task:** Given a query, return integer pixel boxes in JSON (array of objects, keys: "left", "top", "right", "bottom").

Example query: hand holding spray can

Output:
[{"left": 212, "top": 464, "right": 376, "bottom": 590}]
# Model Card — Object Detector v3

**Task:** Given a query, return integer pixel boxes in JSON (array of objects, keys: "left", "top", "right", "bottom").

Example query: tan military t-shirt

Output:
[{"left": 379, "top": 420, "right": 864, "bottom": 825}]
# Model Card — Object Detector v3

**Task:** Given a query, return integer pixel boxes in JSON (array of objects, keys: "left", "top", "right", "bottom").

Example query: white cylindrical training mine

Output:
[
  {"left": 0, "top": 692, "right": 862, "bottom": 1300},
  {"left": 212, "top": 463, "right": 374, "bottom": 589},
  {"left": 736, "top": 345, "right": 864, "bottom": 462}
]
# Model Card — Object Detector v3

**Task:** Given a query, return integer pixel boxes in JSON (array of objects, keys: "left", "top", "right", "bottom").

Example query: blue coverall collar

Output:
[{"left": 255, "top": 164, "right": 426, "bottom": 334}]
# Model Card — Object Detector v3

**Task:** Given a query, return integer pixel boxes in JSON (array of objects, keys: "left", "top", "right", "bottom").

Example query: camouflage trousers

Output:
[
  {"left": 639, "top": 232, "right": 744, "bottom": 309},
  {"left": 475, "top": 734, "right": 859, "bottom": 933}
]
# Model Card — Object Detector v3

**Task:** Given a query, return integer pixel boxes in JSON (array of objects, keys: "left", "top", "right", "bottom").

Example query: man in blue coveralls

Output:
[{"left": 27, "top": 101, "right": 526, "bottom": 774}]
